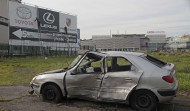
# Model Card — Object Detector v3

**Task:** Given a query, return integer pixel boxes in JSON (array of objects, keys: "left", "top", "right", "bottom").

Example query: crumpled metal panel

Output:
[
  {"left": 98, "top": 71, "right": 142, "bottom": 101},
  {"left": 66, "top": 71, "right": 104, "bottom": 100},
  {"left": 98, "top": 86, "right": 136, "bottom": 101},
  {"left": 65, "top": 52, "right": 142, "bottom": 102}
]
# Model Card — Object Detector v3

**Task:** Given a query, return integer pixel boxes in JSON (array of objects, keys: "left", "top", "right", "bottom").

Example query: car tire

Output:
[
  {"left": 130, "top": 90, "right": 157, "bottom": 111},
  {"left": 42, "top": 84, "right": 62, "bottom": 103}
]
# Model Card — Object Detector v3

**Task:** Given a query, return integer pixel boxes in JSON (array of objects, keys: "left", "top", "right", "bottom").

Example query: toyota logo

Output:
[
  {"left": 17, "top": 7, "right": 32, "bottom": 19},
  {"left": 43, "top": 12, "right": 55, "bottom": 24}
]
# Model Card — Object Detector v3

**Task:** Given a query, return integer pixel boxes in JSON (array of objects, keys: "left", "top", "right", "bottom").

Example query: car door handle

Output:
[
  {"left": 125, "top": 78, "right": 132, "bottom": 81},
  {"left": 104, "top": 75, "right": 109, "bottom": 79},
  {"left": 96, "top": 78, "right": 102, "bottom": 80}
]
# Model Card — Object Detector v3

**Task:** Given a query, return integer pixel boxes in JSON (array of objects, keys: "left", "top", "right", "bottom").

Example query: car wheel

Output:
[
  {"left": 130, "top": 90, "right": 157, "bottom": 111},
  {"left": 42, "top": 84, "right": 62, "bottom": 103}
]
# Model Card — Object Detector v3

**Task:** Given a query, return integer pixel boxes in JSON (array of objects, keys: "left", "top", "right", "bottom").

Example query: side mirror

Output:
[
  {"left": 71, "top": 70, "right": 77, "bottom": 75},
  {"left": 71, "top": 72, "right": 76, "bottom": 75}
]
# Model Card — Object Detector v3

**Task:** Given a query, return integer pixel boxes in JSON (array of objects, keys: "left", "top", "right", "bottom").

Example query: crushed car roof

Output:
[{"left": 89, "top": 51, "right": 145, "bottom": 57}]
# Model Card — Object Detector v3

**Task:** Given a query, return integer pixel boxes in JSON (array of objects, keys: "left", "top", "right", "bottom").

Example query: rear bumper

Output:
[
  {"left": 158, "top": 79, "right": 178, "bottom": 96},
  {"left": 155, "top": 81, "right": 178, "bottom": 103},
  {"left": 157, "top": 89, "right": 177, "bottom": 96}
]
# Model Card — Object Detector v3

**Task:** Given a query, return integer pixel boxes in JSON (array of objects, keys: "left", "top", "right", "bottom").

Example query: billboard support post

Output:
[
  {"left": 35, "top": 17, "right": 43, "bottom": 57},
  {"left": 65, "top": 27, "right": 70, "bottom": 56},
  {"left": 39, "top": 28, "right": 43, "bottom": 57}
]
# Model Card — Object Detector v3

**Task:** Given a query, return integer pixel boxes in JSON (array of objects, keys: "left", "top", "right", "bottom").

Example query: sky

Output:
[{"left": 22, "top": 0, "right": 190, "bottom": 39}]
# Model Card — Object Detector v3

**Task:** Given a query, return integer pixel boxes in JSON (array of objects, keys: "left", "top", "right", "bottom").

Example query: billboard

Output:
[
  {"left": 9, "top": 1, "right": 78, "bottom": 46},
  {"left": 9, "top": 1, "right": 38, "bottom": 29},
  {"left": 59, "top": 13, "right": 77, "bottom": 34},
  {"left": 38, "top": 8, "right": 59, "bottom": 32}
]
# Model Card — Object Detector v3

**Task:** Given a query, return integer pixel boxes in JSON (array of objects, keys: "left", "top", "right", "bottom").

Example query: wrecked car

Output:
[{"left": 30, "top": 51, "right": 178, "bottom": 111}]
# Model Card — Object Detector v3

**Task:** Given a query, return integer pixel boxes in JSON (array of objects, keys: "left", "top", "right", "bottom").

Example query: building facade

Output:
[
  {"left": 81, "top": 34, "right": 149, "bottom": 52},
  {"left": 167, "top": 35, "right": 190, "bottom": 51},
  {"left": 92, "top": 35, "right": 111, "bottom": 40},
  {"left": 146, "top": 31, "right": 166, "bottom": 51}
]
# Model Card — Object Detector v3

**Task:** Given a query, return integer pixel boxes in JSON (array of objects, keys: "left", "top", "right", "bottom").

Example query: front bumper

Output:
[{"left": 30, "top": 83, "right": 41, "bottom": 96}]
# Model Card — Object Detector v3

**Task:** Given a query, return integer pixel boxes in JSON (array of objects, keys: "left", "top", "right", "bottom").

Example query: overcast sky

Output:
[{"left": 22, "top": 0, "right": 190, "bottom": 39}]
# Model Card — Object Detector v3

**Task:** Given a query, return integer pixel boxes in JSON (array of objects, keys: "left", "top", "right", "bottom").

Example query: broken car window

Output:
[
  {"left": 77, "top": 53, "right": 103, "bottom": 74},
  {"left": 68, "top": 55, "right": 83, "bottom": 69},
  {"left": 107, "top": 57, "right": 132, "bottom": 72}
]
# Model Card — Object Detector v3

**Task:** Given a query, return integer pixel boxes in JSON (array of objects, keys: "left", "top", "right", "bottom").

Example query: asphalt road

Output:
[{"left": 0, "top": 86, "right": 190, "bottom": 111}]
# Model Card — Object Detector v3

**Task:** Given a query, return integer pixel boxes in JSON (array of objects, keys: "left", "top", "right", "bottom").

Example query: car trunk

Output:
[
  {"left": 162, "top": 63, "right": 177, "bottom": 88},
  {"left": 143, "top": 54, "right": 177, "bottom": 88}
]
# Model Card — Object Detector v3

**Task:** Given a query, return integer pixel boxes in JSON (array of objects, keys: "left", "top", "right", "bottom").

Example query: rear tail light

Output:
[{"left": 162, "top": 75, "right": 174, "bottom": 83}]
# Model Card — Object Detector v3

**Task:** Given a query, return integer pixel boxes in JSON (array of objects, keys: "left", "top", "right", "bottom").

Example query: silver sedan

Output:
[{"left": 30, "top": 51, "right": 178, "bottom": 111}]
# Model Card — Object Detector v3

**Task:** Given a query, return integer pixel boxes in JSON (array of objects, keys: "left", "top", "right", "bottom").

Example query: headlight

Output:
[
  {"left": 32, "top": 76, "right": 37, "bottom": 81},
  {"left": 31, "top": 75, "right": 44, "bottom": 84}
]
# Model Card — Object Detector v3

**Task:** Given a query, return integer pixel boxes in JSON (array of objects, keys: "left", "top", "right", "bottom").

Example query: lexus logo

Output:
[
  {"left": 43, "top": 12, "right": 55, "bottom": 24},
  {"left": 17, "top": 7, "right": 32, "bottom": 19}
]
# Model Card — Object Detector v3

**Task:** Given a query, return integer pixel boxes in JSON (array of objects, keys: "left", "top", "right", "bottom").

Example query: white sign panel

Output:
[
  {"left": 59, "top": 13, "right": 77, "bottom": 34},
  {"left": 9, "top": 1, "right": 38, "bottom": 29}
]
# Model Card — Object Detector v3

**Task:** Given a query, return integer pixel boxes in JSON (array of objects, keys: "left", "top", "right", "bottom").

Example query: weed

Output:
[
  {"left": 0, "top": 98, "right": 14, "bottom": 102},
  {"left": 176, "top": 73, "right": 190, "bottom": 92},
  {"left": 0, "top": 55, "right": 76, "bottom": 85},
  {"left": 0, "top": 107, "right": 4, "bottom": 111}
]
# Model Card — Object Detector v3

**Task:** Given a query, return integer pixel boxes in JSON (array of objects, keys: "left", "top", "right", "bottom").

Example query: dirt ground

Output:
[{"left": 0, "top": 86, "right": 190, "bottom": 111}]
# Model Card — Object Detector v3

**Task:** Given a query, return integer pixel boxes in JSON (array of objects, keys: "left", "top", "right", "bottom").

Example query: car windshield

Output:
[{"left": 68, "top": 55, "right": 83, "bottom": 69}]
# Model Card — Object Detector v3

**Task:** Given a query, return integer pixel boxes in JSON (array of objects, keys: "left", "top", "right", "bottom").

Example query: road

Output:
[{"left": 0, "top": 86, "right": 190, "bottom": 111}]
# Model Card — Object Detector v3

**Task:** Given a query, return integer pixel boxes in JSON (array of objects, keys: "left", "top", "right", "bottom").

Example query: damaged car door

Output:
[
  {"left": 65, "top": 53, "right": 105, "bottom": 100},
  {"left": 99, "top": 56, "right": 143, "bottom": 101}
]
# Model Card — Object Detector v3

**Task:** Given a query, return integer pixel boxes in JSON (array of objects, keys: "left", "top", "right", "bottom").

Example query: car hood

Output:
[{"left": 38, "top": 68, "right": 66, "bottom": 75}]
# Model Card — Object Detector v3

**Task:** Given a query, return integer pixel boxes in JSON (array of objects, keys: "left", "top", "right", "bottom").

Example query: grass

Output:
[
  {"left": 0, "top": 55, "right": 76, "bottom": 86},
  {"left": 0, "top": 52, "right": 190, "bottom": 94},
  {"left": 0, "top": 98, "right": 14, "bottom": 102},
  {"left": 0, "top": 108, "right": 4, "bottom": 111}
]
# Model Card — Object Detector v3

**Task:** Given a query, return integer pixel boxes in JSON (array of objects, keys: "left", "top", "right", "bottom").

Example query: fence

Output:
[{"left": 0, "top": 44, "right": 77, "bottom": 56}]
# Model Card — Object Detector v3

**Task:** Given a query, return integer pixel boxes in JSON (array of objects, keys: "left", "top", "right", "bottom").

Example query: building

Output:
[
  {"left": 0, "top": 0, "right": 10, "bottom": 55},
  {"left": 0, "top": 0, "right": 80, "bottom": 56},
  {"left": 146, "top": 31, "right": 166, "bottom": 51},
  {"left": 81, "top": 34, "right": 149, "bottom": 52},
  {"left": 167, "top": 35, "right": 190, "bottom": 51},
  {"left": 112, "top": 34, "right": 145, "bottom": 38},
  {"left": 92, "top": 35, "right": 111, "bottom": 40}
]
